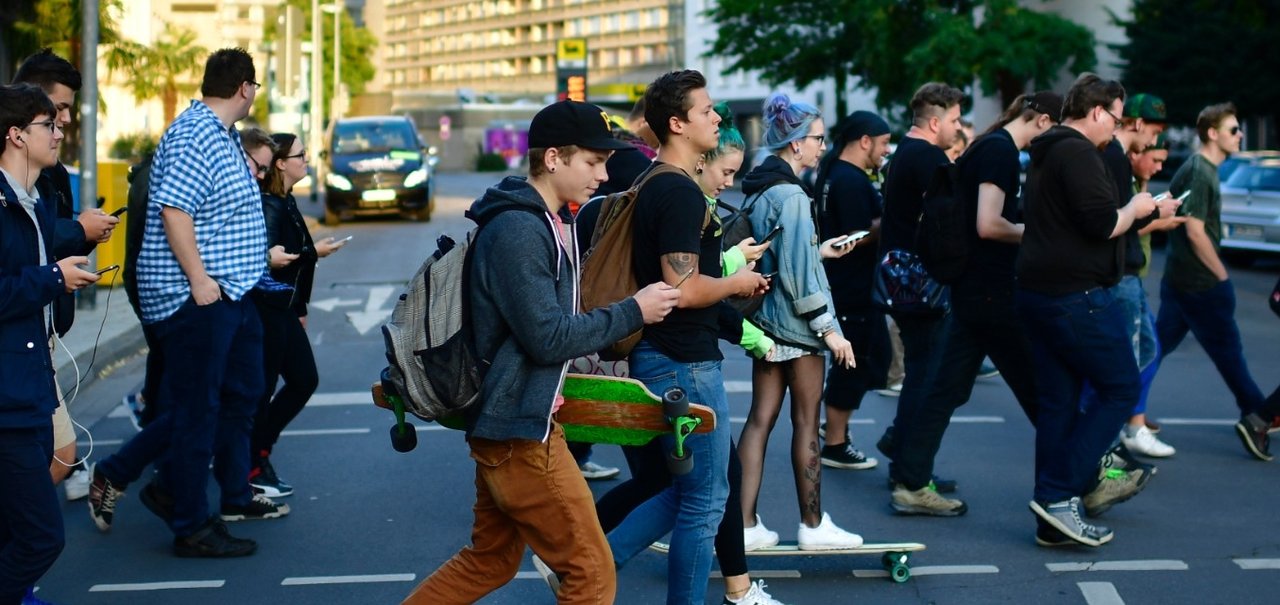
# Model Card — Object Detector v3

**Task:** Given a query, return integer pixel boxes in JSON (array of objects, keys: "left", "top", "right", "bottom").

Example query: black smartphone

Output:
[
  {"left": 761, "top": 271, "right": 778, "bottom": 280},
  {"left": 110, "top": 207, "right": 127, "bottom": 217},
  {"left": 759, "top": 224, "right": 784, "bottom": 245},
  {"left": 94, "top": 264, "right": 120, "bottom": 275}
]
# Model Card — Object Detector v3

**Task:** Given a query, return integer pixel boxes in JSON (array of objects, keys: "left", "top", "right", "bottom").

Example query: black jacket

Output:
[
  {"left": 257, "top": 192, "right": 318, "bottom": 316},
  {"left": 1017, "top": 126, "right": 1124, "bottom": 295}
]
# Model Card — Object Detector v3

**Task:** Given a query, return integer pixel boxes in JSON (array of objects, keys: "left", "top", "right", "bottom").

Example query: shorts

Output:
[{"left": 52, "top": 394, "right": 75, "bottom": 450}]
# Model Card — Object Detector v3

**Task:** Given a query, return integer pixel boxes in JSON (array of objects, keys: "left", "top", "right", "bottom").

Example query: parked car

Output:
[
  {"left": 1219, "top": 158, "right": 1280, "bottom": 264},
  {"left": 322, "top": 115, "right": 436, "bottom": 225},
  {"left": 1218, "top": 149, "right": 1280, "bottom": 183}
]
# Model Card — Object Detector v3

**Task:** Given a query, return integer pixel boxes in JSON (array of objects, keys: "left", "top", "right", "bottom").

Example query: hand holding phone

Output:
[
  {"left": 95, "top": 264, "right": 120, "bottom": 276},
  {"left": 759, "top": 224, "right": 784, "bottom": 245},
  {"left": 834, "top": 230, "right": 871, "bottom": 248},
  {"left": 335, "top": 235, "right": 354, "bottom": 244},
  {"left": 110, "top": 206, "right": 128, "bottom": 217}
]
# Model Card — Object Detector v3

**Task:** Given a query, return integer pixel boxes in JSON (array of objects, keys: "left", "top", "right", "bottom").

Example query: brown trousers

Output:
[{"left": 402, "top": 423, "right": 616, "bottom": 604}]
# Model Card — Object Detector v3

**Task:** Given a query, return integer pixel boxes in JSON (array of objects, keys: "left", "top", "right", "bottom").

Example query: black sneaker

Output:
[
  {"left": 140, "top": 481, "right": 175, "bottom": 523},
  {"left": 1235, "top": 415, "right": 1273, "bottom": 462},
  {"left": 249, "top": 457, "right": 294, "bottom": 498},
  {"left": 1035, "top": 521, "right": 1075, "bottom": 547},
  {"left": 220, "top": 494, "right": 291, "bottom": 521},
  {"left": 88, "top": 464, "right": 126, "bottom": 532},
  {"left": 821, "top": 442, "right": 878, "bottom": 470},
  {"left": 174, "top": 518, "right": 257, "bottom": 558}
]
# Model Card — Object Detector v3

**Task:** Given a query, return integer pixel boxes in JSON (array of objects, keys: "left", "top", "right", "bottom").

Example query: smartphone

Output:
[
  {"left": 835, "top": 230, "right": 871, "bottom": 248},
  {"left": 761, "top": 271, "right": 778, "bottom": 280},
  {"left": 94, "top": 264, "right": 120, "bottom": 276},
  {"left": 110, "top": 207, "right": 128, "bottom": 217},
  {"left": 758, "top": 224, "right": 784, "bottom": 245},
  {"left": 335, "top": 235, "right": 354, "bottom": 244},
  {"left": 673, "top": 267, "right": 696, "bottom": 288},
  {"left": 1175, "top": 190, "right": 1191, "bottom": 202}
]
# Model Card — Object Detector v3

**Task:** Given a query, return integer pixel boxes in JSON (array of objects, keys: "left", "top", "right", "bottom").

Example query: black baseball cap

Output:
[{"left": 529, "top": 100, "right": 632, "bottom": 151}]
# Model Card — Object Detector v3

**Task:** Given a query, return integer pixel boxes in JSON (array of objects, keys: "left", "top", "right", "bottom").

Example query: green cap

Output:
[
  {"left": 1124, "top": 93, "right": 1168, "bottom": 123},
  {"left": 1144, "top": 132, "right": 1169, "bottom": 152}
]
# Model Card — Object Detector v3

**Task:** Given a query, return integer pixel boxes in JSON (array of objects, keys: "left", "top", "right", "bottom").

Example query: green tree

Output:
[
  {"left": 105, "top": 23, "right": 207, "bottom": 127},
  {"left": 706, "top": 0, "right": 1095, "bottom": 119},
  {"left": 268, "top": 0, "right": 378, "bottom": 123},
  {"left": 1117, "top": 0, "right": 1280, "bottom": 136}
]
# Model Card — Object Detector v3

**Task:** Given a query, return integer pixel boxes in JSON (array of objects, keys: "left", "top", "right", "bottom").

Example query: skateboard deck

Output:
[
  {"left": 371, "top": 374, "right": 716, "bottom": 447},
  {"left": 648, "top": 540, "right": 925, "bottom": 583}
]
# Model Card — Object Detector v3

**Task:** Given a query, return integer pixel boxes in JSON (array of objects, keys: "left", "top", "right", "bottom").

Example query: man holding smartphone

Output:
[{"left": 1156, "top": 103, "right": 1268, "bottom": 436}]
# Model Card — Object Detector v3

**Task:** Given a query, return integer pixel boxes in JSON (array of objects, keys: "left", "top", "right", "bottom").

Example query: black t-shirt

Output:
[
  {"left": 596, "top": 146, "right": 652, "bottom": 198},
  {"left": 819, "top": 160, "right": 882, "bottom": 312},
  {"left": 954, "top": 129, "right": 1022, "bottom": 301},
  {"left": 1101, "top": 138, "right": 1150, "bottom": 274},
  {"left": 630, "top": 163, "right": 722, "bottom": 362},
  {"left": 880, "top": 135, "right": 950, "bottom": 256}
]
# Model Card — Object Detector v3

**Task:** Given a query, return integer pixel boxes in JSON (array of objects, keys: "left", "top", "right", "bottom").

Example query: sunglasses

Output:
[{"left": 1225, "top": 126, "right": 1241, "bottom": 135}]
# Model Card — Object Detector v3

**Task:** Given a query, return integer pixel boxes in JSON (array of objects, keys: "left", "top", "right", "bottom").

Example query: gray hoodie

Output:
[{"left": 466, "top": 176, "right": 644, "bottom": 442}]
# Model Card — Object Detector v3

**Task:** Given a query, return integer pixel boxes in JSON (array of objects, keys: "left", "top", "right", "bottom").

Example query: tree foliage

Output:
[
  {"left": 1118, "top": 0, "right": 1280, "bottom": 130},
  {"left": 106, "top": 23, "right": 207, "bottom": 127},
  {"left": 269, "top": 0, "right": 378, "bottom": 123},
  {"left": 705, "top": 0, "right": 1095, "bottom": 119}
]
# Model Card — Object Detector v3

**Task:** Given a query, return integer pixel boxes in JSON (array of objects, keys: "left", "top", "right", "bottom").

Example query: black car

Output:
[{"left": 323, "top": 116, "right": 436, "bottom": 224}]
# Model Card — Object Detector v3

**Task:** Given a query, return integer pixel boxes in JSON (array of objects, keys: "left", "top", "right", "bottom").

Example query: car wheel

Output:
[{"left": 403, "top": 207, "right": 431, "bottom": 222}]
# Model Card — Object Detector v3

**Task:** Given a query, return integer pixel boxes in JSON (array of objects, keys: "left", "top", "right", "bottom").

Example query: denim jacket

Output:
[{"left": 744, "top": 177, "right": 840, "bottom": 349}]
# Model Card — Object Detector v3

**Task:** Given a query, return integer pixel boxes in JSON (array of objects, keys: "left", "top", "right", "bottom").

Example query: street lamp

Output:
[{"left": 321, "top": 1, "right": 343, "bottom": 120}]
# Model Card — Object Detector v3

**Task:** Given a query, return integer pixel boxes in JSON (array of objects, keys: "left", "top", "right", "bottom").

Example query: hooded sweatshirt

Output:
[
  {"left": 1017, "top": 125, "right": 1124, "bottom": 296},
  {"left": 466, "top": 176, "right": 644, "bottom": 442}
]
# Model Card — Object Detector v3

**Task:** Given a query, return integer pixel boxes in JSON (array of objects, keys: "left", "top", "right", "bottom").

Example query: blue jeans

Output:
[
  {"left": 1017, "top": 287, "right": 1139, "bottom": 503},
  {"left": 1081, "top": 275, "right": 1160, "bottom": 415},
  {"left": 607, "top": 341, "right": 730, "bottom": 605},
  {"left": 1157, "top": 278, "right": 1264, "bottom": 416},
  {"left": 0, "top": 425, "right": 63, "bottom": 605},
  {"left": 155, "top": 297, "right": 263, "bottom": 536}
]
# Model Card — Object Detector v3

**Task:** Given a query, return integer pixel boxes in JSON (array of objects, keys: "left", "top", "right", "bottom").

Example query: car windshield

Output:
[
  {"left": 1224, "top": 164, "right": 1280, "bottom": 192},
  {"left": 332, "top": 121, "right": 417, "bottom": 154}
]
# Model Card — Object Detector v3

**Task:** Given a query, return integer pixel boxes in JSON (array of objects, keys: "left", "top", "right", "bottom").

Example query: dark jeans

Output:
[
  {"left": 1258, "top": 384, "right": 1280, "bottom": 422},
  {"left": 139, "top": 322, "right": 163, "bottom": 425},
  {"left": 156, "top": 297, "right": 264, "bottom": 537},
  {"left": 1156, "top": 278, "right": 1264, "bottom": 415},
  {"left": 883, "top": 312, "right": 947, "bottom": 456},
  {"left": 824, "top": 309, "right": 890, "bottom": 411},
  {"left": 0, "top": 425, "right": 63, "bottom": 605},
  {"left": 595, "top": 440, "right": 748, "bottom": 578},
  {"left": 1017, "top": 287, "right": 1139, "bottom": 503},
  {"left": 251, "top": 303, "right": 319, "bottom": 461},
  {"left": 890, "top": 303, "right": 1038, "bottom": 490}
]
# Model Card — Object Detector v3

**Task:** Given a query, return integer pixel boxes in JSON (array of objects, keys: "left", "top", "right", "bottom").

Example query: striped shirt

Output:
[{"left": 136, "top": 100, "right": 266, "bottom": 323}]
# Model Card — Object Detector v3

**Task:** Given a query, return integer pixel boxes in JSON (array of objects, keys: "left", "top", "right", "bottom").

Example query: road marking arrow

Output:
[
  {"left": 346, "top": 285, "right": 397, "bottom": 335},
  {"left": 310, "top": 297, "right": 362, "bottom": 312}
]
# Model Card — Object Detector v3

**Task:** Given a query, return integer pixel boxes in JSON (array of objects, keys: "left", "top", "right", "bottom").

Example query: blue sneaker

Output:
[
  {"left": 122, "top": 393, "right": 145, "bottom": 431},
  {"left": 23, "top": 587, "right": 56, "bottom": 605}
]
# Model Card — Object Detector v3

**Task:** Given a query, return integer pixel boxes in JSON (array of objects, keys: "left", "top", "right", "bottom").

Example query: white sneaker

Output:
[
  {"left": 1121, "top": 426, "right": 1175, "bottom": 458},
  {"left": 796, "top": 512, "right": 863, "bottom": 550},
  {"left": 725, "top": 579, "right": 788, "bottom": 605},
  {"left": 742, "top": 514, "right": 779, "bottom": 551},
  {"left": 64, "top": 465, "right": 90, "bottom": 501},
  {"left": 874, "top": 383, "right": 903, "bottom": 397},
  {"left": 579, "top": 461, "right": 621, "bottom": 480}
]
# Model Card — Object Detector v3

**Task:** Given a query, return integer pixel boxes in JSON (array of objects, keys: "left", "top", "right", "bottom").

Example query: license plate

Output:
[
  {"left": 1227, "top": 224, "right": 1263, "bottom": 240},
  {"left": 361, "top": 189, "right": 397, "bottom": 202}
]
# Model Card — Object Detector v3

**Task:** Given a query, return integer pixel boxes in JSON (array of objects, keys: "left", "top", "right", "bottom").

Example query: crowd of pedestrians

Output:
[{"left": 3, "top": 41, "right": 1276, "bottom": 605}]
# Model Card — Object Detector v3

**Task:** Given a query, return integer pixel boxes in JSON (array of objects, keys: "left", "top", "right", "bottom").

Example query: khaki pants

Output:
[
  {"left": 403, "top": 424, "right": 616, "bottom": 605},
  {"left": 886, "top": 315, "right": 905, "bottom": 387}
]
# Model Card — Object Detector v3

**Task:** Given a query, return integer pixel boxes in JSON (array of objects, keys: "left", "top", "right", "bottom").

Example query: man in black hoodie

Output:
[
  {"left": 403, "top": 100, "right": 680, "bottom": 604},
  {"left": 1016, "top": 73, "right": 1160, "bottom": 547}
]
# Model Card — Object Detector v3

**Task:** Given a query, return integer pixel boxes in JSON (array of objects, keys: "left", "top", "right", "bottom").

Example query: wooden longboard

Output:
[
  {"left": 648, "top": 540, "right": 924, "bottom": 557},
  {"left": 370, "top": 374, "right": 716, "bottom": 447}
]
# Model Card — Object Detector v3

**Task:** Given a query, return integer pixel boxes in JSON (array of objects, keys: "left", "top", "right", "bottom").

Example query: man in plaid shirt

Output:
[{"left": 88, "top": 48, "right": 286, "bottom": 558}]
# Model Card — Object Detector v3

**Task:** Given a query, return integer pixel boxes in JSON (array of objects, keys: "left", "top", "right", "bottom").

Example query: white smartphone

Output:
[
  {"left": 335, "top": 235, "right": 354, "bottom": 243},
  {"left": 835, "top": 230, "right": 871, "bottom": 248}
]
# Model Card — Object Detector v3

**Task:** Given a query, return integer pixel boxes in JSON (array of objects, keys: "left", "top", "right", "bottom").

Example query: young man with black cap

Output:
[
  {"left": 887, "top": 92, "right": 1063, "bottom": 518},
  {"left": 402, "top": 100, "right": 681, "bottom": 605},
  {"left": 815, "top": 110, "right": 892, "bottom": 471}
]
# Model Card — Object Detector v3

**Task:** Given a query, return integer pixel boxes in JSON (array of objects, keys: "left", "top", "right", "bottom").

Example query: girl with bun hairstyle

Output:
[{"left": 736, "top": 93, "right": 863, "bottom": 551}]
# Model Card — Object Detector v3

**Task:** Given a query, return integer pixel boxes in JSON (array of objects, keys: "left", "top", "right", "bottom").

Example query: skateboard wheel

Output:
[
  {"left": 390, "top": 423, "right": 418, "bottom": 452},
  {"left": 667, "top": 448, "right": 694, "bottom": 476},
  {"left": 882, "top": 552, "right": 908, "bottom": 568},
  {"left": 889, "top": 563, "right": 910, "bottom": 583},
  {"left": 662, "top": 387, "right": 689, "bottom": 418}
]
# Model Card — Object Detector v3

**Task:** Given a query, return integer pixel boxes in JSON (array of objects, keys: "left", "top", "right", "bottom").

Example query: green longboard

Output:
[
  {"left": 371, "top": 374, "right": 716, "bottom": 447},
  {"left": 648, "top": 540, "right": 926, "bottom": 583}
]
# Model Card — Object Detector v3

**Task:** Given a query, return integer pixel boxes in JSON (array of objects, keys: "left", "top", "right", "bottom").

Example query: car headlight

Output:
[
  {"left": 326, "top": 173, "right": 353, "bottom": 191},
  {"left": 404, "top": 167, "right": 429, "bottom": 189}
]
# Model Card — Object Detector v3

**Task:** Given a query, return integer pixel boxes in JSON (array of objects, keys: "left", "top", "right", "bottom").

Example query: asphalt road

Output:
[{"left": 36, "top": 171, "right": 1280, "bottom": 604}]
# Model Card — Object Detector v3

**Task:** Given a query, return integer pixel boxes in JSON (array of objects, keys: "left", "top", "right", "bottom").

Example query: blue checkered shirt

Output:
[{"left": 136, "top": 100, "right": 267, "bottom": 323}]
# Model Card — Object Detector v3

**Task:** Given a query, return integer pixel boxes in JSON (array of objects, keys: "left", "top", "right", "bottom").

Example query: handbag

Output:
[{"left": 872, "top": 249, "right": 949, "bottom": 317}]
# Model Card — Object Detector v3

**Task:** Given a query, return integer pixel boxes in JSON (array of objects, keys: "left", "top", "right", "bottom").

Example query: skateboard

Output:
[
  {"left": 371, "top": 373, "right": 717, "bottom": 474},
  {"left": 648, "top": 540, "right": 926, "bottom": 583}
]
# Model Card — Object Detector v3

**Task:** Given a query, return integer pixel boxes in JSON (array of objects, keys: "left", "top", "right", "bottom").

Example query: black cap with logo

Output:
[{"left": 529, "top": 100, "right": 632, "bottom": 151}]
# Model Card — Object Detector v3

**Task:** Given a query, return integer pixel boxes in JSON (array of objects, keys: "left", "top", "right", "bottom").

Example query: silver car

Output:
[{"left": 1220, "top": 158, "right": 1280, "bottom": 261}]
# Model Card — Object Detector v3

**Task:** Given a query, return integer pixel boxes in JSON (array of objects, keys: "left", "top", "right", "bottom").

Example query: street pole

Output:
[
  {"left": 80, "top": 0, "right": 99, "bottom": 214},
  {"left": 310, "top": 0, "right": 323, "bottom": 203},
  {"left": 333, "top": 0, "right": 342, "bottom": 120}
]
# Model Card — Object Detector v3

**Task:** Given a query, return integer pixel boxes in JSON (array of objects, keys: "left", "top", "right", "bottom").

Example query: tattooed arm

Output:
[{"left": 661, "top": 251, "right": 766, "bottom": 309}]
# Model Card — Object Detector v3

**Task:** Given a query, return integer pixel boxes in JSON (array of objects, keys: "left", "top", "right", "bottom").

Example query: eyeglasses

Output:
[
  {"left": 24, "top": 120, "right": 59, "bottom": 134},
  {"left": 285, "top": 150, "right": 307, "bottom": 160},
  {"left": 1101, "top": 107, "right": 1122, "bottom": 129},
  {"left": 1225, "top": 125, "right": 1241, "bottom": 135},
  {"left": 247, "top": 154, "right": 267, "bottom": 176},
  {"left": 802, "top": 134, "right": 826, "bottom": 145},
  {"left": 246, "top": 80, "right": 262, "bottom": 90}
]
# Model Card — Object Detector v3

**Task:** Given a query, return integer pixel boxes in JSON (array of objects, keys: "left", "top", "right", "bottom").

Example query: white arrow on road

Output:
[
  {"left": 346, "top": 285, "right": 397, "bottom": 335},
  {"left": 310, "top": 297, "right": 362, "bottom": 312}
]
